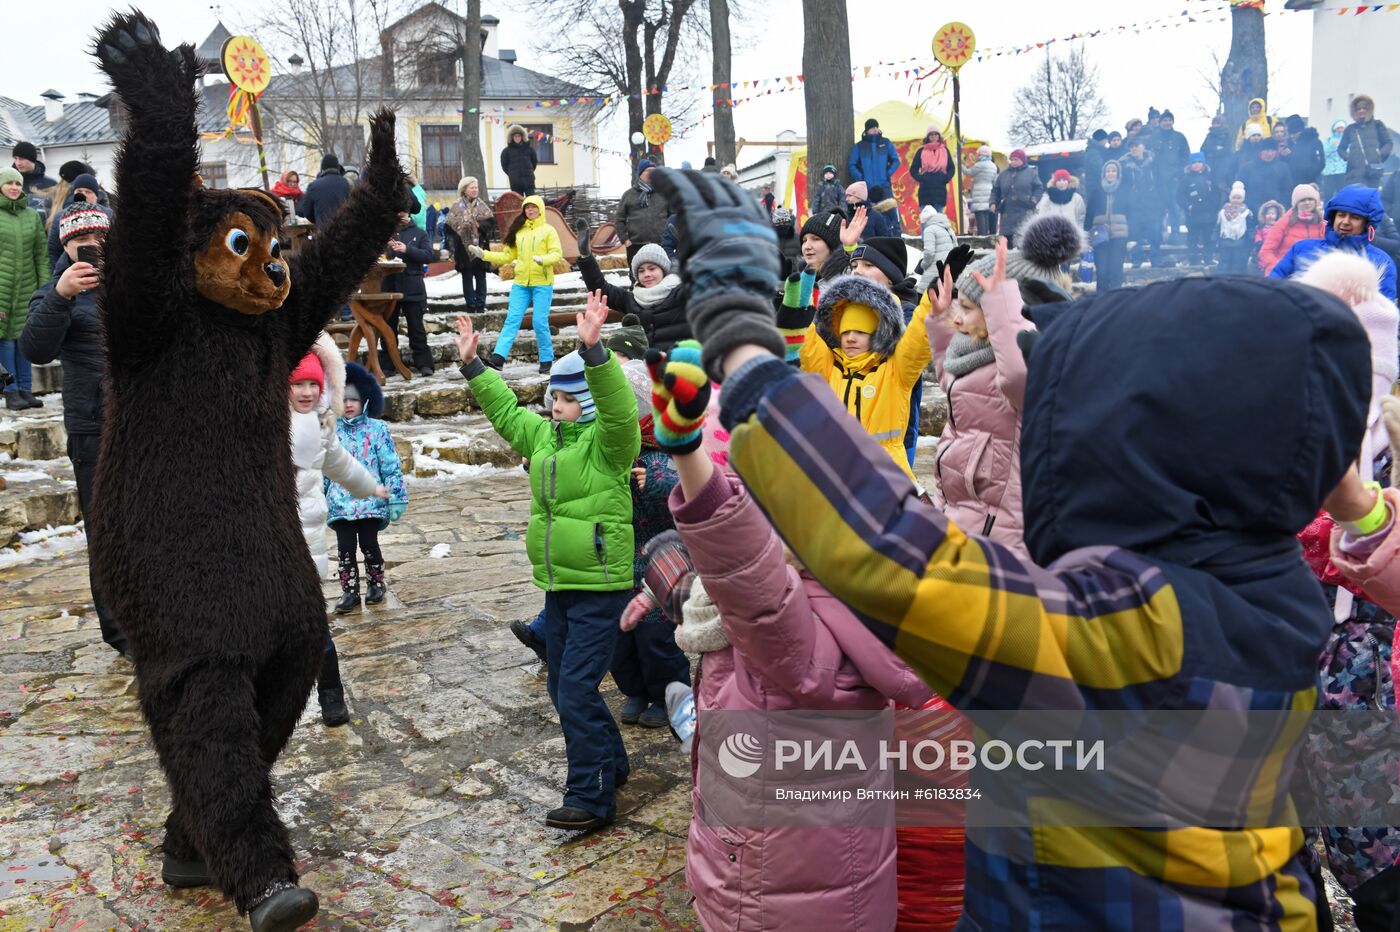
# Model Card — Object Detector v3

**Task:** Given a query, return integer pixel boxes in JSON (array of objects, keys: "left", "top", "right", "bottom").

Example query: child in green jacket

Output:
[{"left": 453, "top": 290, "right": 640, "bottom": 831}]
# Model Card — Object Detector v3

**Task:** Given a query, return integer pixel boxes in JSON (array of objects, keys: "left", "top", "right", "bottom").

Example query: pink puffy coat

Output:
[
  {"left": 927, "top": 279, "right": 1034, "bottom": 557},
  {"left": 671, "top": 468, "right": 933, "bottom": 932}
]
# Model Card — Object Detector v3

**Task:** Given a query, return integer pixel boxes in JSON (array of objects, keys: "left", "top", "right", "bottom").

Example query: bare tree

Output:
[
  {"left": 1219, "top": 1, "right": 1267, "bottom": 140},
  {"left": 709, "top": 0, "right": 735, "bottom": 167},
  {"left": 801, "top": 0, "right": 853, "bottom": 209},
  {"left": 459, "top": 0, "right": 486, "bottom": 183},
  {"left": 1007, "top": 45, "right": 1109, "bottom": 145},
  {"left": 535, "top": 0, "right": 705, "bottom": 173},
  {"left": 253, "top": 0, "right": 411, "bottom": 164}
]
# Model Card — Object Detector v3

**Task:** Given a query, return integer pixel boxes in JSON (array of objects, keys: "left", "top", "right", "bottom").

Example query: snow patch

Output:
[
  {"left": 0, "top": 524, "right": 87, "bottom": 569},
  {"left": 429, "top": 543, "right": 452, "bottom": 559}
]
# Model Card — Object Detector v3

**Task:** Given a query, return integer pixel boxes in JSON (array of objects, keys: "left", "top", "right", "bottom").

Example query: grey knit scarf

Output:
[
  {"left": 944, "top": 331, "right": 996, "bottom": 377},
  {"left": 636, "top": 180, "right": 652, "bottom": 209}
]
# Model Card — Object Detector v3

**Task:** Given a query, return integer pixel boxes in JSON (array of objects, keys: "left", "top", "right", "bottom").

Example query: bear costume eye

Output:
[
  {"left": 269, "top": 239, "right": 281, "bottom": 259},
  {"left": 226, "top": 229, "right": 250, "bottom": 256}
]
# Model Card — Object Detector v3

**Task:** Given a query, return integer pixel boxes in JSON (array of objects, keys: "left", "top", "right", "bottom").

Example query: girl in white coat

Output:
[{"left": 289, "top": 333, "right": 386, "bottom": 725}]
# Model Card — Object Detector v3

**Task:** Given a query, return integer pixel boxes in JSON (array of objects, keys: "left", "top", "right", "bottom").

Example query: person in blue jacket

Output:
[
  {"left": 847, "top": 118, "right": 901, "bottom": 198},
  {"left": 1270, "top": 184, "right": 1398, "bottom": 301}
]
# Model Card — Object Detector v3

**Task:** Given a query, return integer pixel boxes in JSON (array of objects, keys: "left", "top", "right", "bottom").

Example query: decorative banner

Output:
[
  {"left": 933, "top": 22, "right": 976, "bottom": 72},
  {"left": 643, "top": 113, "right": 673, "bottom": 146},
  {"left": 1334, "top": 4, "right": 1400, "bottom": 12}
]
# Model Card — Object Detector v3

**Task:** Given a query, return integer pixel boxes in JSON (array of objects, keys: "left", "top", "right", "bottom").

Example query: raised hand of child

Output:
[
  {"left": 971, "top": 236, "right": 1009, "bottom": 293},
  {"left": 620, "top": 589, "right": 659, "bottom": 631},
  {"left": 453, "top": 314, "right": 480, "bottom": 363},
  {"left": 646, "top": 342, "right": 709, "bottom": 454},
  {"left": 578, "top": 289, "right": 608, "bottom": 349},
  {"left": 929, "top": 263, "right": 955, "bottom": 318},
  {"left": 388, "top": 502, "right": 406, "bottom": 522},
  {"left": 840, "top": 206, "right": 868, "bottom": 248}
]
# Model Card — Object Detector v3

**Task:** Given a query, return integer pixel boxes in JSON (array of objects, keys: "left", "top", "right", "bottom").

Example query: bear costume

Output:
[{"left": 89, "top": 13, "right": 406, "bottom": 930}]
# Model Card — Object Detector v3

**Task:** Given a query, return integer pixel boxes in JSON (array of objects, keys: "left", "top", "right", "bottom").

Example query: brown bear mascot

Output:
[{"left": 90, "top": 12, "right": 405, "bottom": 930}]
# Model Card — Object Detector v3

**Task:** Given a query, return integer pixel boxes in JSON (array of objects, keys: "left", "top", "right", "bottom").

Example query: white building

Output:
[
  {"left": 1289, "top": 0, "right": 1400, "bottom": 138},
  {"left": 262, "top": 3, "right": 604, "bottom": 197},
  {"left": 735, "top": 129, "right": 802, "bottom": 205}
]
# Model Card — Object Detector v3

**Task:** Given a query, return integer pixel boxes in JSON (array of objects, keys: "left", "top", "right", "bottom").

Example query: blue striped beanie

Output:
[{"left": 548, "top": 351, "right": 595, "bottom": 422}]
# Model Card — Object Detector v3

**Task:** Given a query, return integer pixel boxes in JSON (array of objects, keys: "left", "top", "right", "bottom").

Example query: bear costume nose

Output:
[{"left": 264, "top": 262, "right": 286, "bottom": 287}]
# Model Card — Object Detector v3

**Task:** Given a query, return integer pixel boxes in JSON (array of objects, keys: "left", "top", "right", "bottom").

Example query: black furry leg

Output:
[
  {"left": 141, "top": 663, "right": 298, "bottom": 913},
  {"left": 254, "top": 638, "right": 323, "bottom": 765}
]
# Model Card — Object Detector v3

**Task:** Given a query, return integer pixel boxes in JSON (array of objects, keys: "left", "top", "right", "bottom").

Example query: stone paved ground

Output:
[{"left": 0, "top": 468, "right": 700, "bottom": 931}]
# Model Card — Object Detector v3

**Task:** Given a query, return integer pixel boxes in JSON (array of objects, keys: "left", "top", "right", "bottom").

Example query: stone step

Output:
[
  {"left": 0, "top": 419, "right": 67, "bottom": 460},
  {"left": 0, "top": 477, "right": 80, "bottom": 546}
]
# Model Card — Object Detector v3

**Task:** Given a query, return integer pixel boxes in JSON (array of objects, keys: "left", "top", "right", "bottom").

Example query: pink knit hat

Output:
[
  {"left": 289, "top": 351, "right": 325, "bottom": 390},
  {"left": 1291, "top": 183, "right": 1321, "bottom": 208},
  {"left": 845, "top": 180, "right": 868, "bottom": 201}
]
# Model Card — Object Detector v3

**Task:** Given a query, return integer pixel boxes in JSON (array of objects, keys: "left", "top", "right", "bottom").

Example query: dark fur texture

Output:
[
  {"left": 88, "top": 11, "right": 405, "bottom": 914},
  {"left": 1016, "top": 213, "right": 1085, "bottom": 271},
  {"left": 814, "top": 273, "right": 905, "bottom": 357}
]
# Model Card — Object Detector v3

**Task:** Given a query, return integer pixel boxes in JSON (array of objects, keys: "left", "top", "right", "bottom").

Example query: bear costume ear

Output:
[{"left": 239, "top": 187, "right": 287, "bottom": 219}]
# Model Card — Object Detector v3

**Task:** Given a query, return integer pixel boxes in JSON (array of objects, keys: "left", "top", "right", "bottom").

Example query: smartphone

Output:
[{"left": 76, "top": 245, "right": 102, "bottom": 270}]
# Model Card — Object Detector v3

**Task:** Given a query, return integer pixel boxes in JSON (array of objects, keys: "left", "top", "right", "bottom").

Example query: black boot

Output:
[
  {"left": 317, "top": 642, "right": 350, "bottom": 727},
  {"left": 482, "top": 352, "right": 505, "bottom": 370},
  {"left": 364, "top": 559, "right": 387, "bottom": 605},
  {"left": 162, "top": 852, "right": 211, "bottom": 887},
  {"left": 333, "top": 551, "right": 360, "bottom": 614},
  {"left": 248, "top": 881, "right": 318, "bottom": 932},
  {"left": 18, "top": 390, "right": 42, "bottom": 408}
]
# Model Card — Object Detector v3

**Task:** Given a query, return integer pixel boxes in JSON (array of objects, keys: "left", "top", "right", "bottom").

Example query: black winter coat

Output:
[
  {"left": 1152, "top": 129, "right": 1191, "bottom": 183},
  {"left": 1081, "top": 143, "right": 1108, "bottom": 206},
  {"left": 908, "top": 146, "right": 954, "bottom": 209},
  {"left": 1235, "top": 157, "right": 1293, "bottom": 213},
  {"left": 382, "top": 223, "right": 434, "bottom": 302},
  {"left": 500, "top": 140, "right": 538, "bottom": 195},
  {"left": 300, "top": 168, "right": 352, "bottom": 228},
  {"left": 992, "top": 165, "right": 1043, "bottom": 239},
  {"left": 1118, "top": 154, "right": 1160, "bottom": 214},
  {"left": 19, "top": 255, "right": 105, "bottom": 435},
  {"left": 576, "top": 254, "right": 691, "bottom": 351},
  {"left": 1284, "top": 128, "right": 1326, "bottom": 187},
  {"left": 1201, "top": 128, "right": 1237, "bottom": 191},
  {"left": 1177, "top": 168, "right": 1219, "bottom": 223},
  {"left": 443, "top": 215, "right": 497, "bottom": 275}
]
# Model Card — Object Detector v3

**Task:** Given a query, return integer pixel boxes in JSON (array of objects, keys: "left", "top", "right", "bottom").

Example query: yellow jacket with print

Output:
[
  {"left": 799, "top": 273, "right": 931, "bottom": 479},
  {"left": 481, "top": 195, "right": 563, "bottom": 287}
]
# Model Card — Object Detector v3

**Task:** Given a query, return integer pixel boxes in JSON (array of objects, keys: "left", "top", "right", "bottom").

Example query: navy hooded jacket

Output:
[{"left": 1270, "top": 184, "right": 1398, "bottom": 300}]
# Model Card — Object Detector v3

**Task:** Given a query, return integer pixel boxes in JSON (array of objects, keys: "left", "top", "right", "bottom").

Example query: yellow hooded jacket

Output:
[
  {"left": 800, "top": 275, "right": 932, "bottom": 479},
  {"left": 1235, "top": 98, "right": 1278, "bottom": 149},
  {"left": 481, "top": 195, "right": 563, "bottom": 287}
]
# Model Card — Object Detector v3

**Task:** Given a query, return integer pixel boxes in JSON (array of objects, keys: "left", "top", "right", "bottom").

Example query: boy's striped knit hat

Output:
[
  {"left": 548, "top": 351, "right": 595, "bottom": 422},
  {"left": 59, "top": 202, "right": 110, "bottom": 246}
]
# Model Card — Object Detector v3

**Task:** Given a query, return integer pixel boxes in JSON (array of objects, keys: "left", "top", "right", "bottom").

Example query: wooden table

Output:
[
  {"left": 345, "top": 259, "right": 410, "bottom": 384},
  {"left": 283, "top": 220, "right": 313, "bottom": 256}
]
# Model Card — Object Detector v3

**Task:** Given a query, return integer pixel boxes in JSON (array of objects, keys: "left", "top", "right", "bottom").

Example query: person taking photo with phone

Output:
[{"left": 19, "top": 202, "right": 128, "bottom": 659}]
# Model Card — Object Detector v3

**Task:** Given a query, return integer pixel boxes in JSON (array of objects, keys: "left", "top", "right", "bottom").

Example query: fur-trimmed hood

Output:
[
  {"left": 873, "top": 197, "right": 899, "bottom": 213},
  {"left": 506, "top": 123, "right": 529, "bottom": 142},
  {"left": 343, "top": 360, "right": 385, "bottom": 419},
  {"left": 815, "top": 274, "right": 905, "bottom": 357},
  {"left": 308, "top": 331, "right": 345, "bottom": 427}
]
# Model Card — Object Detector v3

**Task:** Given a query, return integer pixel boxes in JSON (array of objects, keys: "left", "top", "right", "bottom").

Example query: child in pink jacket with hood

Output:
[
  {"left": 623, "top": 341, "right": 933, "bottom": 932},
  {"left": 927, "top": 216, "right": 1080, "bottom": 557}
]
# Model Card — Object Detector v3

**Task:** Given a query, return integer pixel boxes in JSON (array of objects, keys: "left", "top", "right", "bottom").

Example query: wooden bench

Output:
[{"left": 346, "top": 292, "right": 410, "bottom": 383}]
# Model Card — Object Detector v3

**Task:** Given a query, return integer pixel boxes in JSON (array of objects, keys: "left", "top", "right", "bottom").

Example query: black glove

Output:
[
  {"left": 573, "top": 218, "right": 591, "bottom": 258},
  {"left": 648, "top": 168, "right": 785, "bottom": 380},
  {"left": 932, "top": 244, "right": 976, "bottom": 300}
]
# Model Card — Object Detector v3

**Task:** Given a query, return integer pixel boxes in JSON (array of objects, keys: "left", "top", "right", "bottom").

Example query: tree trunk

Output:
[
  {"left": 709, "top": 0, "right": 735, "bottom": 167},
  {"left": 621, "top": 1, "right": 646, "bottom": 179},
  {"left": 459, "top": 0, "right": 487, "bottom": 186},
  {"left": 801, "top": 0, "right": 854, "bottom": 211},
  {"left": 1220, "top": 2, "right": 1267, "bottom": 141}
]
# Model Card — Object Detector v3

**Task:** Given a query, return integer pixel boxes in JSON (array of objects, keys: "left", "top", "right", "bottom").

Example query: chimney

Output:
[
  {"left": 40, "top": 89, "right": 64, "bottom": 124},
  {"left": 481, "top": 14, "right": 500, "bottom": 58}
]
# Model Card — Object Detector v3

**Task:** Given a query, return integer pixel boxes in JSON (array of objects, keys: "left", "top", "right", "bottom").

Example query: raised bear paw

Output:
[
  {"left": 366, "top": 109, "right": 400, "bottom": 171},
  {"left": 95, "top": 12, "right": 199, "bottom": 99}
]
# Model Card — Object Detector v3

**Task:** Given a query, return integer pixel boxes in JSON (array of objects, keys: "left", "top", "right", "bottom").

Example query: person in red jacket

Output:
[{"left": 1258, "top": 183, "right": 1324, "bottom": 274}]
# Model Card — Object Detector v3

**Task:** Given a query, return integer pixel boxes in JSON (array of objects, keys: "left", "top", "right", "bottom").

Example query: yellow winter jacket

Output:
[
  {"left": 481, "top": 195, "right": 563, "bottom": 287},
  {"left": 800, "top": 280, "right": 932, "bottom": 479}
]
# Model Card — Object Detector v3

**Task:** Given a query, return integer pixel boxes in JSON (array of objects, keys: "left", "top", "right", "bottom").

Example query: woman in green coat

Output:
[{"left": 0, "top": 166, "right": 52, "bottom": 409}]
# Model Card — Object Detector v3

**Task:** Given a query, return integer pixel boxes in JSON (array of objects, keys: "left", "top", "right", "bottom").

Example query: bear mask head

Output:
[{"left": 192, "top": 185, "right": 291, "bottom": 315}]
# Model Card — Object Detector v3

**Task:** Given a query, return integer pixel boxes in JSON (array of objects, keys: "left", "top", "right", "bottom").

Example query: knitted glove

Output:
[
  {"left": 775, "top": 269, "right": 816, "bottom": 366},
  {"left": 388, "top": 502, "right": 406, "bottom": 522},
  {"left": 620, "top": 589, "right": 659, "bottom": 631},
  {"left": 573, "top": 219, "right": 592, "bottom": 258},
  {"left": 467, "top": 244, "right": 484, "bottom": 260},
  {"left": 646, "top": 342, "right": 709, "bottom": 454},
  {"left": 934, "top": 244, "right": 975, "bottom": 299},
  {"left": 649, "top": 168, "right": 785, "bottom": 378},
  {"left": 533, "top": 255, "right": 546, "bottom": 266}
]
